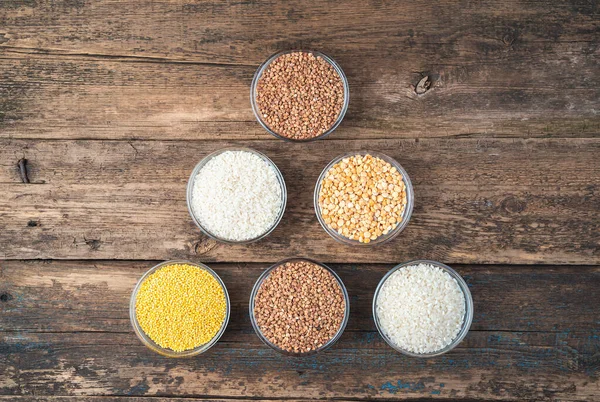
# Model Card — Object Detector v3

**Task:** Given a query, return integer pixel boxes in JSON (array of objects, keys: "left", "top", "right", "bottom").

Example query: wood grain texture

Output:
[
  {"left": 1, "top": 138, "right": 599, "bottom": 263},
  {"left": 0, "top": 399, "right": 289, "bottom": 402},
  {"left": 1, "top": 1, "right": 599, "bottom": 401},
  {"left": 1, "top": 261, "right": 599, "bottom": 400},
  {"left": 1, "top": 0, "right": 598, "bottom": 140},
  {"left": 1, "top": 261, "right": 599, "bottom": 334},
  {"left": 0, "top": 399, "right": 312, "bottom": 402},
  {"left": 0, "top": 398, "right": 367, "bottom": 402}
]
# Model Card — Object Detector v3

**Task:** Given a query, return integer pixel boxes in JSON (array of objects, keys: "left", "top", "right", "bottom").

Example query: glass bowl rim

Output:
[
  {"left": 186, "top": 146, "right": 287, "bottom": 244},
  {"left": 313, "top": 150, "right": 415, "bottom": 246},
  {"left": 129, "top": 260, "right": 231, "bottom": 358},
  {"left": 372, "top": 259, "right": 474, "bottom": 357},
  {"left": 249, "top": 257, "right": 350, "bottom": 357},
  {"left": 250, "top": 49, "right": 350, "bottom": 143}
]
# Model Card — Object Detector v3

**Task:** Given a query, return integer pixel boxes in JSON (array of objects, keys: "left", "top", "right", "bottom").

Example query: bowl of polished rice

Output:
[
  {"left": 186, "top": 147, "right": 287, "bottom": 243},
  {"left": 373, "top": 260, "right": 473, "bottom": 357}
]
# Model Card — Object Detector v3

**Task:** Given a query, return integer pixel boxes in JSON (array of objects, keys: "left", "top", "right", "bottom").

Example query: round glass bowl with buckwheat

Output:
[
  {"left": 314, "top": 151, "right": 414, "bottom": 245},
  {"left": 251, "top": 50, "right": 350, "bottom": 142},
  {"left": 249, "top": 258, "right": 350, "bottom": 356}
]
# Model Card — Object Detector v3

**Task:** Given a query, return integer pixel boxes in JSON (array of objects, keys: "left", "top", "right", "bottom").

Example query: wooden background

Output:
[{"left": 1, "top": 0, "right": 599, "bottom": 401}]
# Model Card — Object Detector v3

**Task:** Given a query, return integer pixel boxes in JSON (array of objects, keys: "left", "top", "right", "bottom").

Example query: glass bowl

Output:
[
  {"left": 129, "top": 260, "right": 230, "bottom": 357},
  {"left": 250, "top": 50, "right": 350, "bottom": 142},
  {"left": 314, "top": 151, "right": 414, "bottom": 246},
  {"left": 186, "top": 147, "right": 287, "bottom": 244},
  {"left": 372, "top": 260, "right": 474, "bottom": 357},
  {"left": 249, "top": 258, "right": 350, "bottom": 356}
]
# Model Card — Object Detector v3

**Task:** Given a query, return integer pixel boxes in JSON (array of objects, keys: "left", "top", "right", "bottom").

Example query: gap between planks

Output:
[{"left": 0, "top": 46, "right": 258, "bottom": 67}]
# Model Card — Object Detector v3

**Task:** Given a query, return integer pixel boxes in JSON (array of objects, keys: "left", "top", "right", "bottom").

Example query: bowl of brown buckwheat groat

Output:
[
  {"left": 251, "top": 50, "right": 349, "bottom": 142},
  {"left": 249, "top": 258, "right": 350, "bottom": 355}
]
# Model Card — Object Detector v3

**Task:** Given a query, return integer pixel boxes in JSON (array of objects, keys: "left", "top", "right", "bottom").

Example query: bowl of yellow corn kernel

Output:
[
  {"left": 130, "top": 261, "right": 230, "bottom": 357},
  {"left": 314, "top": 151, "right": 414, "bottom": 245}
]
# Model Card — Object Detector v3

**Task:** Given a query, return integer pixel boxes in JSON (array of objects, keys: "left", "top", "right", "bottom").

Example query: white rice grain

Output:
[
  {"left": 376, "top": 263, "right": 466, "bottom": 354},
  {"left": 191, "top": 150, "right": 283, "bottom": 242}
]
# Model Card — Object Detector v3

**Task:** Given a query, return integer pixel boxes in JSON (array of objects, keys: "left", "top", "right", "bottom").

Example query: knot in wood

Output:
[
  {"left": 415, "top": 75, "right": 432, "bottom": 95},
  {"left": 18, "top": 158, "right": 30, "bottom": 183},
  {"left": 194, "top": 238, "right": 218, "bottom": 255},
  {"left": 501, "top": 196, "right": 526, "bottom": 214},
  {"left": 84, "top": 237, "right": 102, "bottom": 251},
  {"left": 0, "top": 293, "right": 13, "bottom": 302}
]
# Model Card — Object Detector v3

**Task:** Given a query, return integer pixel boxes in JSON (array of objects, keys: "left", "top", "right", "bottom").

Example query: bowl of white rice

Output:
[
  {"left": 186, "top": 147, "right": 287, "bottom": 244},
  {"left": 373, "top": 260, "right": 473, "bottom": 357}
]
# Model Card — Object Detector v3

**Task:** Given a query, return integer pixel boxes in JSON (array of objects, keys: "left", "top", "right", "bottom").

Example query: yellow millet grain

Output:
[
  {"left": 318, "top": 154, "right": 407, "bottom": 243},
  {"left": 135, "top": 263, "right": 227, "bottom": 352}
]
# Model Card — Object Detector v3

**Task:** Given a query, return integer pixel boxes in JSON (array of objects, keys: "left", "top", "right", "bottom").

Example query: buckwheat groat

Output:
[
  {"left": 256, "top": 51, "right": 345, "bottom": 140},
  {"left": 253, "top": 260, "right": 346, "bottom": 353}
]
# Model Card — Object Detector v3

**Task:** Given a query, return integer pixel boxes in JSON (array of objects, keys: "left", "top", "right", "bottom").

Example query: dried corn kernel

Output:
[{"left": 135, "top": 263, "right": 227, "bottom": 352}]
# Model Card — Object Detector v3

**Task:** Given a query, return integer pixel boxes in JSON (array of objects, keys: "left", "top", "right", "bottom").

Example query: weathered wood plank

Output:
[
  {"left": 1, "top": 331, "right": 598, "bottom": 401},
  {"left": 0, "top": 261, "right": 598, "bottom": 400},
  {"left": 0, "top": 399, "right": 317, "bottom": 402},
  {"left": 1, "top": 0, "right": 598, "bottom": 140},
  {"left": 0, "top": 399, "right": 300, "bottom": 402},
  {"left": 2, "top": 0, "right": 597, "bottom": 63},
  {"left": 0, "top": 399, "right": 513, "bottom": 402},
  {"left": 0, "top": 1, "right": 597, "bottom": 401},
  {"left": 0, "top": 399, "right": 284, "bottom": 402},
  {"left": 1, "top": 139, "right": 599, "bottom": 263},
  {"left": 1, "top": 54, "right": 597, "bottom": 141},
  {"left": 1, "top": 261, "right": 599, "bottom": 334}
]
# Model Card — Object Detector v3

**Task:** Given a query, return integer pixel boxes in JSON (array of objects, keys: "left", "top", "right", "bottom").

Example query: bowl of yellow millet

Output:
[{"left": 129, "top": 260, "right": 230, "bottom": 357}]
